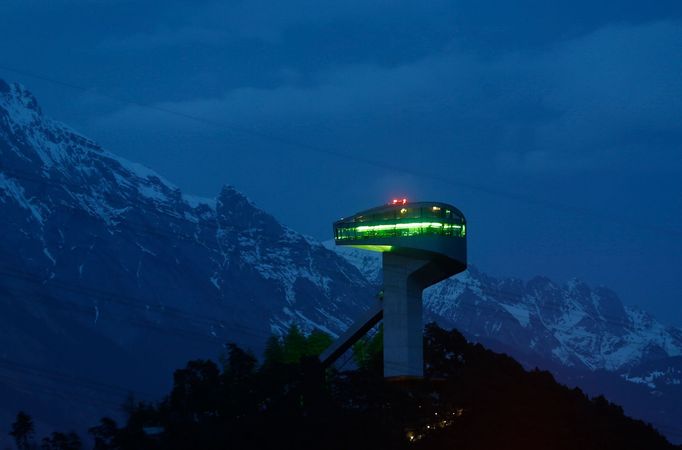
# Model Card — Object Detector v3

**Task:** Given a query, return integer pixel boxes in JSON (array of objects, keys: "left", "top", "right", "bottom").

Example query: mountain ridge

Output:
[
  {"left": 0, "top": 79, "right": 374, "bottom": 441},
  {"left": 1, "top": 79, "right": 681, "bottom": 443},
  {"left": 326, "top": 242, "right": 682, "bottom": 373}
]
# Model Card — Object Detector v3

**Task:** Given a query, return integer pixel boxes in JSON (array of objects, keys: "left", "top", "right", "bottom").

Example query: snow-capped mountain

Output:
[
  {"left": 0, "top": 79, "right": 371, "bottom": 339},
  {"left": 327, "top": 244, "right": 682, "bottom": 374},
  {"left": 622, "top": 356, "right": 682, "bottom": 389},
  {"left": 0, "top": 79, "right": 374, "bottom": 436},
  {"left": 326, "top": 245, "right": 682, "bottom": 443},
  {"left": 1, "top": 79, "right": 681, "bottom": 443}
]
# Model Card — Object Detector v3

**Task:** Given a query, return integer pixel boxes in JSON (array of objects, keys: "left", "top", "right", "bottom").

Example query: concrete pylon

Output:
[
  {"left": 382, "top": 252, "right": 461, "bottom": 378},
  {"left": 382, "top": 253, "right": 431, "bottom": 377}
]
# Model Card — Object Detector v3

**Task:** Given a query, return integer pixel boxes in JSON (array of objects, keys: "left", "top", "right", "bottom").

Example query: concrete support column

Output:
[{"left": 382, "top": 252, "right": 430, "bottom": 378}]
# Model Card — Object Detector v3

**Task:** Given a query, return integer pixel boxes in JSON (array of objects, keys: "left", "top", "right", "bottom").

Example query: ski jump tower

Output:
[{"left": 320, "top": 199, "right": 467, "bottom": 378}]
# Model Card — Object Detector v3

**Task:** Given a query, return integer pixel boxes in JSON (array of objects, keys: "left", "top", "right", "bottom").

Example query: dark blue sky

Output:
[{"left": 1, "top": 1, "right": 681, "bottom": 325}]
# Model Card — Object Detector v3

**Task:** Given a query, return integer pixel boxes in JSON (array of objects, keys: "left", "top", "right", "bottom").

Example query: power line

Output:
[
  {"left": 1, "top": 64, "right": 681, "bottom": 238},
  {"left": 1, "top": 158, "right": 665, "bottom": 366},
  {"left": 0, "top": 357, "right": 155, "bottom": 401},
  {"left": 0, "top": 373, "right": 126, "bottom": 412},
  {"left": 0, "top": 162, "right": 676, "bottom": 332},
  {"left": 1, "top": 64, "right": 681, "bottom": 440},
  {"left": 0, "top": 247, "right": 669, "bottom": 354},
  {"left": 0, "top": 252, "right": 656, "bottom": 351},
  {"left": 0, "top": 169, "right": 660, "bottom": 340},
  {"left": 3, "top": 270, "right": 682, "bottom": 440},
  {"left": 0, "top": 186, "right": 673, "bottom": 367},
  {"left": 0, "top": 164, "right": 231, "bottom": 249},
  {"left": 0, "top": 65, "right": 678, "bottom": 337},
  {"left": 0, "top": 277, "right": 271, "bottom": 346}
]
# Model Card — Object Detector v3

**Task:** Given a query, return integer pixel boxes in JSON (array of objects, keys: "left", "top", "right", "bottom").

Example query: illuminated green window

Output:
[
  {"left": 335, "top": 221, "right": 465, "bottom": 240},
  {"left": 334, "top": 202, "right": 466, "bottom": 241}
]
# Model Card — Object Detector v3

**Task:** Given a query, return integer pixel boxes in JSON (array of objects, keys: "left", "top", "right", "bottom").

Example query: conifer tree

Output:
[
  {"left": 9, "top": 411, "right": 34, "bottom": 450},
  {"left": 353, "top": 325, "right": 383, "bottom": 369},
  {"left": 88, "top": 418, "right": 118, "bottom": 450},
  {"left": 304, "top": 330, "right": 333, "bottom": 357},
  {"left": 40, "top": 432, "right": 82, "bottom": 450},
  {"left": 282, "top": 324, "right": 307, "bottom": 363},
  {"left": 263, "top": 335, "right": 284, "bottom": 366}
]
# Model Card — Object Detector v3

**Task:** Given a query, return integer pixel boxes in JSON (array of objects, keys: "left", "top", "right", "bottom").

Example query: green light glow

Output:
[
  {"left": 355, "top": 222, "right": 460, "bottom": 232},
  {"left": 335, "top": 220, "right": 465, "bottom": 241},
  {"left": 348, "top": 245, "right": 393, "bottom": 252},
  {"left": 334, "top": 202, "right": 466, "bottom": 242}
]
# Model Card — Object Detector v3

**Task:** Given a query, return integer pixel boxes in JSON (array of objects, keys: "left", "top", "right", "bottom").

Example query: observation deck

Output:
[
  {"left": 333, "top": 199, "right": 467, "bottom": 274},
  {"left": 324, "top": 199, "right": 468, "bottom": 378}
]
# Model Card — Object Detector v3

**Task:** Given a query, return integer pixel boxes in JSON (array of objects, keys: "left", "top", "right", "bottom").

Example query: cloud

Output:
[
  {"left": 523, "top": 21, "right": 682, "bottom": 171},
  {"left": 180, "top": 0, "right": 453, "bottom": 43},
  {"left": 99, "top": 0, "right": 435, "bottom": 49},
  {"left": 91, "top": 20, "right": 682, "bottom": 175},
  {"left": 101, "top": 27, "right": 236, "bottom": 51}
]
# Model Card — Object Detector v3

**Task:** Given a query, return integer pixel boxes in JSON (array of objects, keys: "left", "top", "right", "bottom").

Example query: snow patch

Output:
[
  {"left": 0, "top": 173, "right": 45, "bottom": 223},
  {"left": 210, "top": 275, "right": 220, "bottom": 289},
  {"left": 500, "top": 303, "right": 530, "bottom": 327},
  {"left": 136, "top": 242, "right": 157, "bottom": 257},
  {"left": 43, "top": 248, "right": 56, "bottom": 265}
]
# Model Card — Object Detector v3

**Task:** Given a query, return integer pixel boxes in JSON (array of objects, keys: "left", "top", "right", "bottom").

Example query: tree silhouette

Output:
[
  {"left": 169, "top": 359, "right": 221, "bottom": 421},
  {"left": 9, "top": 411, "right": 34, "bottom": 450},
  {"left": 263, "top": 335, "right": 284, "bottom": 367},
  {"left": 352, "top": 325, "right": 383, "bottom": 370},
  {"left": 223, "top": 343, "right": 257, "bottom": 381},
  {"left": 39, "top": 432, "right": 81, "bottom": 450},
  {"left": 305, "top": 330, "right": 333, "bottom": 357},
  {"left": 264, "top": 326, "right": 332, "bottom": 366},
  {"left": 88, "top": 418, "right": 119, "bottom": 450},
  {"left": 282, "top": 324, "right": 307, "bottom": 363},
  {"left": 16, "top": 323, "right": 676, "bottom": 450}
]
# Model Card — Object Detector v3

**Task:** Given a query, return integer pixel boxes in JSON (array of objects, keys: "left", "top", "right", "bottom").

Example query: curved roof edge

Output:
[{"left": 336, "top": 201, "right": 465, "bottom": 225}]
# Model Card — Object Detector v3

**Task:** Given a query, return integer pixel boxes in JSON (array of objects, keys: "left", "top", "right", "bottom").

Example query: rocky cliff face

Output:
[
  {"left": 0, "top": 79, "right": 373, "bottom": 437},
  {"left": 327, "top": 244, "right": 682, "bottom": 443},
  {"left": 1, "top": 79, "right": 680, "bottom": 443},
  {"left": 328, "top": 243, "right": 682, "bottom": 373}
]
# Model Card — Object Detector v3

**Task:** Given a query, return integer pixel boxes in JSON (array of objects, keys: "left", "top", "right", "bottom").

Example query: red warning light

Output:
[{"left": 390, "top": 198, "right": 408, "bottom": 205}]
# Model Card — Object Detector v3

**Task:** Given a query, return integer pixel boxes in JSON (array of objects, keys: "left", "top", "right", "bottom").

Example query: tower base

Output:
[{"left": 382, "top": 253, "right": 431, "bottom": 378}]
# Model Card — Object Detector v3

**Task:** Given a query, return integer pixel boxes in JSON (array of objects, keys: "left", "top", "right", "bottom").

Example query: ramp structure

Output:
[{"left": 321, "top": 199, "right": 467, "bottom": 378}]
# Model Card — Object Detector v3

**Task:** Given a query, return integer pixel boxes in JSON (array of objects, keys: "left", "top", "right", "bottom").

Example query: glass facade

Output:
[{"left": 334, "top": 203, "right": 466, "bottom": 241}]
